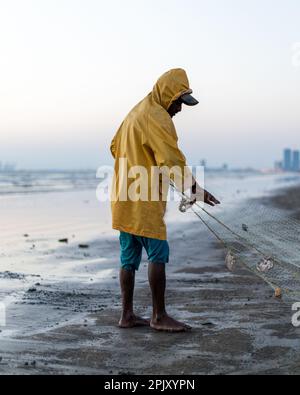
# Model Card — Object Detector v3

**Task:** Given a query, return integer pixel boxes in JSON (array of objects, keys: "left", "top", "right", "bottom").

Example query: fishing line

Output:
[
  {"left": 170, "top": 180, "right": 269, "bottom": 259},
  {"left": 169, "top": 181, "right": 286, "bottom": 295}
]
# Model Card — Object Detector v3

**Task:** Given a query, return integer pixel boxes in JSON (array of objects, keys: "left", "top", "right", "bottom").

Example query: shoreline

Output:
[{"left": 0, "top": 183, "right": 300, "bottom": 374}]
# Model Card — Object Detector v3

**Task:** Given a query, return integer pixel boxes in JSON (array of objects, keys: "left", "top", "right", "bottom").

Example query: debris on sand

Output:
[
  {"left": 0, "top": 271, "right": 26, "bottom": 280},
  {"left": 275, "top": 288, "right": 282, "bottom": 299},
  {"left": 78, "top": 244, "right": 90, "bottom": 249},
  {"left": 242, "top": 224, "right": 249, "bottom": 232},
  {"left": 225, "top": 250, "right": 237, "bottom": 272},
  {"left": 257, "top": 258, "right": 274, "bottom": 273},
  {"left": 201, "top": 322, "right": 215, "bottom": 328},
  {"left": 58, "top": 238, "right": 69, "bottom": 244}
]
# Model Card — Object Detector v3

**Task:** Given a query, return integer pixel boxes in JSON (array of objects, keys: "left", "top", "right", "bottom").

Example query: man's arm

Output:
[
  {"left": 145, "top": 113, "right": 221, "bottom": 206},
  {"left": 143, "top": 116, "right": 193, "bottom": 193}
]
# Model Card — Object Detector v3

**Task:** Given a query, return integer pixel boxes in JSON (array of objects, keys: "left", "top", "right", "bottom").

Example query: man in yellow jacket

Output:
[{"left": 110, "top": 69, "right": 220, "bottom": 332}]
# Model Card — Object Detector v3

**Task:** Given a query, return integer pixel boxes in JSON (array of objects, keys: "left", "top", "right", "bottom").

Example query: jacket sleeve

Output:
[{"left": 144, "top": 113, "right": 193, "bottom": 192}]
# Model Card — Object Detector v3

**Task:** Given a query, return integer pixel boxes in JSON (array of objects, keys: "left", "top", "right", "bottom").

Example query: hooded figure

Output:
[
  {"left": 110, "top": 69, "right": 220, "bottom": 333},
  {"left": 110, "top": 68, "right": 195, "bottom": 241}
]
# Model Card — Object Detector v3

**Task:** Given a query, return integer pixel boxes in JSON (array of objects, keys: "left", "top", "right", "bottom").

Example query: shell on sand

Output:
[
  {"left": 257, "top": 258, "right": 274, "bottom": 273},
  {"left": 275, "top": 288, "right": 282, "bottom": 298},
  {"left": 225, "top": 250, "right": 237, "bottom": 272}
]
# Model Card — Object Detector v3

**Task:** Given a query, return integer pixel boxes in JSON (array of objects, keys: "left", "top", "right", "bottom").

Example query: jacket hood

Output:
[{"left": 151, "top": 68, "right": 192, "bottom": 111}]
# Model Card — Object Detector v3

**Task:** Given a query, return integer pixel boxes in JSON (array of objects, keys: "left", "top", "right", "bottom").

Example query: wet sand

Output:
[
  {"left": 260, "top": 184, "right": 300, "bottom": 220},
  {"left": 1, "top": 188, "right": 300, "bottom": 375}
]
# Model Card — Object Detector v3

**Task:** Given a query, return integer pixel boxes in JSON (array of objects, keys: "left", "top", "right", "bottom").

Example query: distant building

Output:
[
  {"left": 283, "top": 149, "right": 292, "bottom": 171},
  {"left": 274, "top": 161, "right": 283, "bottom": 171},
  {"left": 277, "top": 149, "right": 300, "bottom": 173},
  {"left": 292, "top": 150, "right": 300, "bottom": 172}
]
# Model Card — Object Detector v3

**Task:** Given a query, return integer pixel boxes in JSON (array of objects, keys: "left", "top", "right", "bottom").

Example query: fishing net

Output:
[{"left": 173, "top": 183, "right": 300, "bottom": 300}]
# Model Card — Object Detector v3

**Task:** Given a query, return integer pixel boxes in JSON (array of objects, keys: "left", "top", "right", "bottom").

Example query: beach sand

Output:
[{"left": 0, "top": 182, "right": 300, "bottom": 375}]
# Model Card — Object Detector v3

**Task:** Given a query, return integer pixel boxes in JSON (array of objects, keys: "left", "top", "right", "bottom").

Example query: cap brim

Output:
[{"left": 181, "top": 93, "right": 199, "bottom": 106}]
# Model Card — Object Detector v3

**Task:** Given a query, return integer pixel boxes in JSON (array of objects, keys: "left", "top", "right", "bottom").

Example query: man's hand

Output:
[
  {"left": 191, "top": 182, "right": 221, "bottom": 207},
  {"left": 203, "top": 190, "right": 221, "bottom": 207}
]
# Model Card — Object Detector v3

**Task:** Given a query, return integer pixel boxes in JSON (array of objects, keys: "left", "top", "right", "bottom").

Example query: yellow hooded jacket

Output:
[{"left": 110, "top": 69, "right": 193, "bottom": 241}]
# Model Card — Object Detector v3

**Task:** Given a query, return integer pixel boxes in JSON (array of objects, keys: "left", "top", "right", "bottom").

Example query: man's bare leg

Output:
[
  {"left": 119, "top": 268, "right": 150, "bottom": 328},
  {"left": 148, "top": 263, "right": 191, "bottom": 333}
]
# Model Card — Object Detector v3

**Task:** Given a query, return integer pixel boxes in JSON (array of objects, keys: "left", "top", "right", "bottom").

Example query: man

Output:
[{"left": 110, "top": 69, "right": 220, "bottom": 333}]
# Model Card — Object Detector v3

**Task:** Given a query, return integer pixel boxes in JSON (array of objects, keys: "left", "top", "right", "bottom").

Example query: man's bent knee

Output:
[
  {"left": 148, "top": 261, "right": 166, "bottom": 266},
  {"left": 121, "top": 264, "right": 138, "bottom": 273}
]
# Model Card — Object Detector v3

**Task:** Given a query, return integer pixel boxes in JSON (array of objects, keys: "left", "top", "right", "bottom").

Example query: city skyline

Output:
[
  {"left": 275, "top": 148, "right": 300, "bottom": 172},
  {"left": 2, "top": 146, "right": 299, "bottom": 172}
]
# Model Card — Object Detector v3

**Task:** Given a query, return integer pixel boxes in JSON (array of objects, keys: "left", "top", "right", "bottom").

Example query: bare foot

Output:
[
  {"left": 119, "top": 313, "right": 150, "bottom": 329},
  {"left": 151, "top": 314, "right": 192, "bottom": 333}
]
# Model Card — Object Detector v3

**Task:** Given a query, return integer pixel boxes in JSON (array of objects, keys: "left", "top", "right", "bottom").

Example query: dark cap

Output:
[{"left": 181, "top": 93, "right": 199, "bottom": 106}]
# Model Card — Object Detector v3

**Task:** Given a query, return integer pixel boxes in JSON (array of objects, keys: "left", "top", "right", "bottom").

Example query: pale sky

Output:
[{"left": 0, "top": 0, "right": 299, "bottom": 169}]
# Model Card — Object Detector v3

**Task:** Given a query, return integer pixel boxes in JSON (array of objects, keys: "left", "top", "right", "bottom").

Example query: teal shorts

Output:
[{"left": 119, "top": 232, "right": 169, "bottom": 272}]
